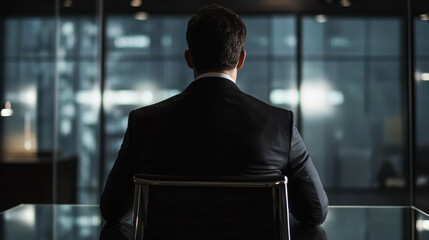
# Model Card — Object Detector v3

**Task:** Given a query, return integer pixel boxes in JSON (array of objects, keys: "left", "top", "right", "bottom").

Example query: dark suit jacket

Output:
[{"left": 100, "top": 77, "right": 328, "bottom": 225}]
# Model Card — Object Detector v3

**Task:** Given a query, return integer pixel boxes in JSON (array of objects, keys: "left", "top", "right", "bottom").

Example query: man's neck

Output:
[{"left": 194, "top": 69, "right": 237, "bottom": 83}]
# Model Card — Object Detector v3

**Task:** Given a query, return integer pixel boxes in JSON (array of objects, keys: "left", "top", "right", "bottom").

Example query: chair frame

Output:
[{"left": 132, "top": 175, "right": 290, "bottom": 240}]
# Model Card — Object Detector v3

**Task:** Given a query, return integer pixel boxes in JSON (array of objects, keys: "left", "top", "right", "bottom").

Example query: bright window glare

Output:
[
  {"left": 114, "top": 35, "right": 150, "bottom": 48},
  {"left": 20, "top": 88, "right": 37, "bottom": 107},
  {"left": 416, "top": 220, "right": 429, "bottom": 231},
  {"left": 270, "top": 89, "right": 299, "bottom": 106},
  {"left": 269, "top": 87, "right": 344, "bottom": 110},
  {"left": 421, "top": 73, "right": 429, "bottom": 81},
  {"left": 1, "top": 109, "right": 13, "bottom": 117},
  {"left": 329, "top": 91, "right": 345, "bottom": 105},
  {"left": 76, "top": 90, "right": 101, "bottom": 109},
  {"left": 300, "top": 82, "right": 344, "bottom": 116},
  {"left": 4, "top": 205, "right": 35, "bottom": 227},
  {"left": 315, "top": 15, "right": 327, "bottom": 23},
  {"left": 301, "top": 84, "right": 329, "bottom": 114}
]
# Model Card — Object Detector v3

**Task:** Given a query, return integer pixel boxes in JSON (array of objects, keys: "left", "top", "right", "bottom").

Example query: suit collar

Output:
[{"left": 184, "top": 77, "right": 242, "bottom": 93}]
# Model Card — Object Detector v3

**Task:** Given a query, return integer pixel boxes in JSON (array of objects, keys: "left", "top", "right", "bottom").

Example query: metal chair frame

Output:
[{"left": 132, "top": 175, "right": 290, "bottom": 240}]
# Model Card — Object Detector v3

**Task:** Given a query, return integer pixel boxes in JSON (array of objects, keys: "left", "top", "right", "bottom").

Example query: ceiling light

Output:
[
  {"left": 420, "top": 14, "right": 429, "bottom": 21},
  {"left": 340, "top": 0, "right": 352, "bottom": 7},
  {"left": 63, "top": 0, "right": 73, "bottom": 7},
  {"left": 130, "top": 0, "right": 142, "bottom": 7},
  {"left": 135, "top": 12, "right": 149, "bottom": 21},
  {"left": 315, "top": 15, "right": 327, "bottom": 23}
]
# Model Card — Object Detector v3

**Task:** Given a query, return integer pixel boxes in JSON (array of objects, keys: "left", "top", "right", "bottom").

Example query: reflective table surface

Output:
[{"left": 1, "top": 204, "right": 428, "bottom": 240}]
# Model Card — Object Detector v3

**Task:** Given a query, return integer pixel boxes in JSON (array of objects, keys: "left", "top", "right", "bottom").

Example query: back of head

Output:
[{"left": 186, "top": 4, "right": 247, "bottom": 72}]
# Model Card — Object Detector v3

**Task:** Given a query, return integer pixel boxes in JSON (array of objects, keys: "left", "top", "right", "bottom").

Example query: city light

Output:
[
  {"left": 270, "top": 89, "right": 299, "bottom": 106},
  {"left": 141, "top": 90, "right": 154, "bottom": 105},
  {"left": 1, "top": 101, "right": 13, "bottom": 117},
  {"left": 421, "top": 73, "right": 429, "bottom": 81},
  {"left": 330, "top": 37, "right": 350, "bottom": 48},
  {"left": 114, "top": 35, "right": 150, "bottom": 48},
  {"left": 301, "top": 82, "right": 344, "bottom": 116},
  {"left": 135, "top": 12, "right": 149, "bottom": 21},
  {"left": 1, "top": 109, "right": 13, "bottom": 117},
  {"left": 315, "top": 15, "right": 327, "bottom": 23},
  {"left": 416, "top": 220, "right": 429, "bottom": 231},
  {"left": 20, "top": 88, "right": 37, "bottom": 107},
  {"left": 269, "top": 85, "right": 344, "bottom": 114}
]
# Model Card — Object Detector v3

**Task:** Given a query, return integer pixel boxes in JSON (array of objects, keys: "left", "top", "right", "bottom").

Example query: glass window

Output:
[
  {"left": 104, "top": 16, "right": 194, "bottom": 184},
  {"left": 2, "top": 18, "right": 55, "bottom": 156},
  {"left": 414, "top": 16, "right": 429, "bottom": 212},
  {"left": 56, "top": 17, "right": 101, "bottom": 203},
  {"left": 2, "top": 13, "right": 412, "bottom": 206},
  {"left": 302, "top": 16, "right": 405, "bottom": 197}
]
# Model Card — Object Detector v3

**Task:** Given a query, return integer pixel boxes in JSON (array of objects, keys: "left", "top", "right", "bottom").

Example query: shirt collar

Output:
[{"left": 195, "top": 72, "right": 235, "bottom": 83}]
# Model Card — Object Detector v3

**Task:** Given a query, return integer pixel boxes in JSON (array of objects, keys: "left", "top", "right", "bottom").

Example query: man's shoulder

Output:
[
  {"left": 238, "top": 91, "right": 293, "bottom": 117},
  {"left": 131, "top": 92, "right": 186, "bottom": 115},
  {"left": 129, "top": 88, "right": 293, "bottom": 121}
]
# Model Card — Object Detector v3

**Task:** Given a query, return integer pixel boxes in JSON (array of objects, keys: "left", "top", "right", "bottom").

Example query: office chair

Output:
[{"left": 132, "top": 174, "right": 290, "bottom": 240}]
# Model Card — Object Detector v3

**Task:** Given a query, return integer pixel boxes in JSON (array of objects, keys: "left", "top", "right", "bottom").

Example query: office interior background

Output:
[{"left": 0, "top": 0, "right": 428, "bottom": 229}]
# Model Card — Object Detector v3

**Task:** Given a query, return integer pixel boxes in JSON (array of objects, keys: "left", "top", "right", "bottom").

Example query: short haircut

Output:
[{"left": 186, "top": 4, "right": 247, "bottom": 72}]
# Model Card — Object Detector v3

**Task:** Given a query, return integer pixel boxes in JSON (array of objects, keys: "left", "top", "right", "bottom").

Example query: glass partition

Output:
[
  {"left": 1, "top": 0, "right": 427, "bottom": 212},
  {"left": 103, "top": 15, "right": 193, "bottom": 184},
  {"left": 0, "top": 4, "right": 57, "bottom": 213},
  {"left": 301, "top": 16, "right": 408, "bottom": 204},
  {"left": 55, "top": 1, "right": 101, "bottom": 204},
  {"left": 413, "top": 0, "right": 429, "bottom": 213}
]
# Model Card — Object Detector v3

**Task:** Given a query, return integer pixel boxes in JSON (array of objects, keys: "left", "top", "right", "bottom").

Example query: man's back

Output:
[
  {"left": 101, "top": 77, "right": 328, "bottom": 225},
  {"left": 130, "top": 77, "right": 291, "bottom": 176}
]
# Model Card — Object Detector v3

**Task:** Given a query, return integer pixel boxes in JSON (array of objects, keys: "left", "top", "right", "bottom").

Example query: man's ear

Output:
[
  {"left": 184, "top": 50, "right": 194, "bottom": 69},
  {"left": 236, "top": 50, "right": 246, "bottom": 70}
]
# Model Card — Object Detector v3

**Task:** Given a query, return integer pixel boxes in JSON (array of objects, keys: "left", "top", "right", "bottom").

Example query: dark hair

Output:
[{"left": 186, "top": 4, "right": 247, "bottom": 72}]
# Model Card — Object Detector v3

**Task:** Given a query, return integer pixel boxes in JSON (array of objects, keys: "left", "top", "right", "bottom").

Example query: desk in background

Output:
[{"left": 0, "top": 153, "right": 77, "bottom": 212}]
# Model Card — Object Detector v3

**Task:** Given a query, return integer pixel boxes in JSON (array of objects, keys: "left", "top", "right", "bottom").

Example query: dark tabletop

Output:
[{"left": 0, "top": 204, "right": 428, "bottom": 240}]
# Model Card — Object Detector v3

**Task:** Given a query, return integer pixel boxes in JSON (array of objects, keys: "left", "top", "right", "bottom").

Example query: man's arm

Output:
[
  {"left": 100, "top": 111, "right": 135, "bottom": 223},
  {"left": 285, "top": 113, "right": 329, "bottom": 225}
]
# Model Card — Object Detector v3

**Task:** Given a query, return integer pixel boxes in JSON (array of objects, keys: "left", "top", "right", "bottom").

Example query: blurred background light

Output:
[
  {"left": 63, "top": 0, "right": 73, "bottom": 7},
  {"left": 416, "top": 219, "right": 429, "bottom": 231},
  {"left": 270, "top": 89, "right": 299, "bottom": 106},
  {"left": 20, "top": 88, "right": 37, "bottom": 107},
  {"left": 1, "top": 101, "right": 13, "bottom": 117},
  {"left": 420, "top": 14, "right": 429, "bottom": 21},
  {"left": 300, "top": 82, "right": 344, "bottom": 116},
  {"left": 4, "top": 205, "right": 35, "bottom": 227},
  {"left": 134, "top": 12, "right": 149, "bottom": 21},
  {"left": 315, "top": 15, "right": 327, "bottom": 23},
  {"left": 130, "top": 0, "right": 142, "bottom": 7},
  {"left": 114, "top": 35, "right": 150, "bottom": 48},
  {"left": 421, "top": 73, "right": 429, "bottom": 81},
  {"left": 340, "top": 0, "right": 352, "bottom": 7}
]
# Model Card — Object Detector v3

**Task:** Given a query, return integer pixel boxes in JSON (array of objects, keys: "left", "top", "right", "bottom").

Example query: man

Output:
[{"left": 100, "top": 4, "right": 328, "bottom": 226}]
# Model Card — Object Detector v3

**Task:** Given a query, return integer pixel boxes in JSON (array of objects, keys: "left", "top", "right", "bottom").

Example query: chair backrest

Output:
[{"left": 132, "top": 174, "right": 290, "bottom": 240}]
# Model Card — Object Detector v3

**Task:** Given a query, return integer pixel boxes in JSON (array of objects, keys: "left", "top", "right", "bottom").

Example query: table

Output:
[
  {"left": 0, "top": 154, "right": 77, "bottom": 212},
  {"left": 0, "top": 204, "right": 428, "bottom": 239}
]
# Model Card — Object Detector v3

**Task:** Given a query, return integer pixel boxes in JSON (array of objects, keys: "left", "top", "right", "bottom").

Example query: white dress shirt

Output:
[{"left": 195, "top": 72, "right": 235, "bottom": 83}]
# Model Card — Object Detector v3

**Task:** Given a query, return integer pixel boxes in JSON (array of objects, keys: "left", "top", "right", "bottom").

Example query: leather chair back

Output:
[{"left": 132, "top": 174, "right": 290, "bottom": 240}]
